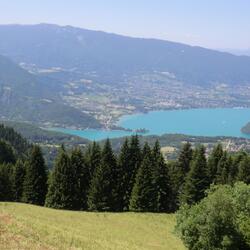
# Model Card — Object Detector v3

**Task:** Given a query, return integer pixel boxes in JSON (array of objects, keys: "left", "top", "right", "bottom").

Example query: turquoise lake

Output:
[{"left": 49, "top": 108, "right": 250, "bottom": 141}]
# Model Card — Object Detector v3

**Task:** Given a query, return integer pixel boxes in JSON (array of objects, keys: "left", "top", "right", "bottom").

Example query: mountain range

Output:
[
  {"left": 0, "top": 24, "right": 250, "bottom": 86},
  {"left": 0, "top": 23, "right": 250, "bottom": 128}
]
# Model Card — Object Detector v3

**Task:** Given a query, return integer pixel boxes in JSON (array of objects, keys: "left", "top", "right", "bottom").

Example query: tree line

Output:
[{"left": 0, "top": 135, "right": 249, "bottom": 212}]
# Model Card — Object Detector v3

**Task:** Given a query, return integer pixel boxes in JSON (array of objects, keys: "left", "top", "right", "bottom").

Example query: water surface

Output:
[{"left": 50, "top": 108, "right": 250, "bottom": 141}]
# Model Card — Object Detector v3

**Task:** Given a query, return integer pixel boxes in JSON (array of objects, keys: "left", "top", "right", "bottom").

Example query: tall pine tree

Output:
[
  {"left": 0, "top": 140, "right": 16, "bottom": 164},
  {"left": 169, "top": 142, "right": 193, "bottom": 210},
  {"left": 215, "top": 151, "right": 230, "bottom": 184},
  {"left": 208, "top": 144, "right": 224, "bottom": 183},
  {"left": 237, "top": 155, "right": 250, "bottom": 184},
  {"left": 178, "top": 142, "right": 193, "bottom": 176},
  {"left": 45, "top": 147, "right": 75, "bottom": 209},
  {"left": 180, "top": 146, "right": 209, "bottom": 205},
  {"left": 152, "top": 140, "right": 171, "bottom": 212},
  {"left": 22, "top": 146, "right": 47, "bottom": 205},
  {"left": 12, "top": 160, "right": 25, "bottom": 202},
  {"left": 122, "top": 135, "right": 142, "bottom": 211},
  {"left": 70, "top": 148, "right": 89, "bottom": 210},
  {"left": 229, "top": 151, "right": 247, "bottom": 183},
  {"left": 117, "top": 138, "right": 131, "bottom": 211},
  {"left": 129, "top": 143, "right": 158, "bottom": 212},
  {"left": 84, "top": 141, "right": 101, "bottom": 180},
  {"left": 87, "top": 139, "right": 118, "bottom": 211},
  {"left": 0, "top": 163, "right": 13, "bottom": 201}
]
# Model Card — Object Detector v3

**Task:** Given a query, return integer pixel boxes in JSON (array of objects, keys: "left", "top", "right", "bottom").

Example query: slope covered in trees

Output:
[
  {"left": 1, "top": 127, "right": 250, "bottom": 213},
  {"left": 0, "top": 124, "right": 30, "bottom": 156}
]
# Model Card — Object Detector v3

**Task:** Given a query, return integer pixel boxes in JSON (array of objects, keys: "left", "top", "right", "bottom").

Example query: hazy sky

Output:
[{"left": 1, "top": 0, "right": 250, "bottom": 49}]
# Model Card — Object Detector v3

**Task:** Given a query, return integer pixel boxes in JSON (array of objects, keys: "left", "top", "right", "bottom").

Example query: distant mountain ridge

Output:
[{"left": 0, "top": 24, "right": 250, "bottom": 86}]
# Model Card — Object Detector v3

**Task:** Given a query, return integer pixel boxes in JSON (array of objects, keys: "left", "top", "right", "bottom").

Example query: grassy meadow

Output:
[{"left": 0, "top": 202, "right": 185, "bottom": 250}]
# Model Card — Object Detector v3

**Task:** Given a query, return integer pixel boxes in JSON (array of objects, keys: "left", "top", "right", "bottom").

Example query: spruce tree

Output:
[
  {"left": 70, "top": 148, "right": 89, "bottom": 210},
  {"left": 152, "top": 140, "right": 171, "bottom": 212},
  {"left": 226, "top": 155, "right": 234, "bottom": 184},
  {"left": 0, "top": 140, "right": 16, "bottom": 164},
  {"left": 229, "top": 151, "right": 247, "bottom": 183},
  {"left": 84, "top": 141, "right": 101, "bottom": 180},
  {"left": 215, "top": 151, "right": 230, "bottom": 184},
  {"left": 87, "top": 139, "right": 118, "bottom": 211},
  {"left": 207, "top": 144, "right": 224, "bottom": 183},
  {"left": 117, "top": 138, "right": 130, "bottom": 211},
  {"left": 45, "top": 147, "right": 75, "bottom": 209},
  {"left": 237, "top": 156, "right": 250, "bottom": 184},
  {"left": 168, "top": 142, "right": 193, "bottom": 210},
  {"left": 22, "top": 146, "right": 47, "bottom": 205},
  {"left": 122, "top": 135, "right": 142, "bottom": 211},
  {"left": 168, "top": 161, "right": 182, "bottom": 211},
  {"left": 181, "top": 146, "right": 209, "bottom": 205},
  {"left": 129, "top": 143, "right": 158, "bottom": 212},
  {"left": 178, "top": 142, "right": 193, "bottom": 175},
  {"left": 0, "top": 163, "right": 13, "bottom": 201},
  {"left": 12, "top": 160, "right": 25, "bottom": 202}
]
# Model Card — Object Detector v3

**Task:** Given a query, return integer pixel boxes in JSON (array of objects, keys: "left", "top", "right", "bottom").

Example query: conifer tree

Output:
[
  {"left": 0, "top": 140, "right": 16, "bottom": 164},
  {"left": 87, "top": 139, "right": 118, "bottom": 211},
  {"left": 70, "top": 148, "right": 89, "bottom": 210},
  {"left": 84, "top": 141, "right": 101, "bottom": 180},
  {"left": 45, "top": 147, "right": 75, "bottom": 209},
  {"left": 168, "top": 161, "right": 182, "bottom": 211},
  {"left": 129, "top": 143, "right": 158, "bottom": 212},
  {"left": 215, "top": 151, "right": 230, "bottom": 184},
  {"left": 0, "top": 163, "right": 13, "bottom": 201},
  {"left": 229, "top": 151, "right": 247, "bottom": 183},
  {"left": 180, "top": 146, "right": 209, "bottom": 205},
  {"left": 152, "top": 140, "right": 171, "bottom": 212},
  {"left": 122, "top": 135, "right": 142, "bottom": 211},
  {"left": 226, "top": 155, "right": 234, "bottom": 184},
  {"left": 207, "top": 144, "right": 224, "bottom": 182},
  {"left": 117, "top": 138, "right": 130, "bottom": 211},
  {"left": 237, "top": 156, "right": 250, "bottom": 184},
  {"left": 12, "top": 160, "right": 25, "bottom": 201},
  {"left": 178, "top": 142, "right": 193, "bottom": 175},
  {"left": 22, "top": 146, "right": 47, "bottom": 205},
  {"left": 169, "top": 142, "right": 193, "bottom": 209}
]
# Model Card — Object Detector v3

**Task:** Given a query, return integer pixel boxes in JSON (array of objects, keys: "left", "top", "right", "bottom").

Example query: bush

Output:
[{"left": 176, "top": 182, "right": 250, "bottom": 250}]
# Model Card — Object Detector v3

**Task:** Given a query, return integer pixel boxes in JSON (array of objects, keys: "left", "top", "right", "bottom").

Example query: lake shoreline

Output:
[{"left": 47, "top": 108, "right": 250, "bottom": 141}]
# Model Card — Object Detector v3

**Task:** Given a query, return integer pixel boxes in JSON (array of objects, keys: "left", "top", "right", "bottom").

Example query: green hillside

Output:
[
  {"left": 0, "top": 120, "right": 89, "bottom": 145},
  {"left": 0, "top": 203, "right": 185, "bottom": 250},
  {"left": 0, "top": 54, "right": 101, "bottom": 128}
]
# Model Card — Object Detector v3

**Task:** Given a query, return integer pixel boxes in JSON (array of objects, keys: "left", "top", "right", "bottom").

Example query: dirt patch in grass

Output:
[
  {"left": 0, "top": 213, "right": 12, "bottom": 225},
  {"left": 0, "top": 212, "right": 53, "bottom": 250}
]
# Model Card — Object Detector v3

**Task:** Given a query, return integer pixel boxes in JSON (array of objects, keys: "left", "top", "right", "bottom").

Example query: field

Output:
[{"left": 0, "top": 202, "right": 186, "bottom": 250}]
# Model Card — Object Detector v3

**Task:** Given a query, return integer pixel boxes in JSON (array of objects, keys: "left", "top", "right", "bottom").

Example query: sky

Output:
[{"left": 0, "top": 0, "right": 250, "bottom": 50}]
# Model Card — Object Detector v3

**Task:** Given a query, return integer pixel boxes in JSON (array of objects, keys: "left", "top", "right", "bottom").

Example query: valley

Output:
[
  {"left": 21, "top": 63, "right": 250, "bottom": 129},
  {"left": 1, "top": 2, "right": 250, "bottom": 250},
  {"left": 0, "top": 24, "right": 250, "bottom": 131}
]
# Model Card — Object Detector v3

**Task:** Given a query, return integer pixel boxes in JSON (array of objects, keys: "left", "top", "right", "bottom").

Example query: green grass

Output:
[{"left": 0, "top": 202, "right": 186, "bottom": 250}]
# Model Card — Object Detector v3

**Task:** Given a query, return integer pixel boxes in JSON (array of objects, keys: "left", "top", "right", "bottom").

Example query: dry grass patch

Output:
[{"left": 0, "top": 202, "right": 185, "bottom": 250}]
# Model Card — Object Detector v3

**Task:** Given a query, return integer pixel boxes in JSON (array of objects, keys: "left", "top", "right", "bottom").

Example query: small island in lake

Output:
[{"left": 241, "top": 122, "right": 250, "bottom": 134}]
